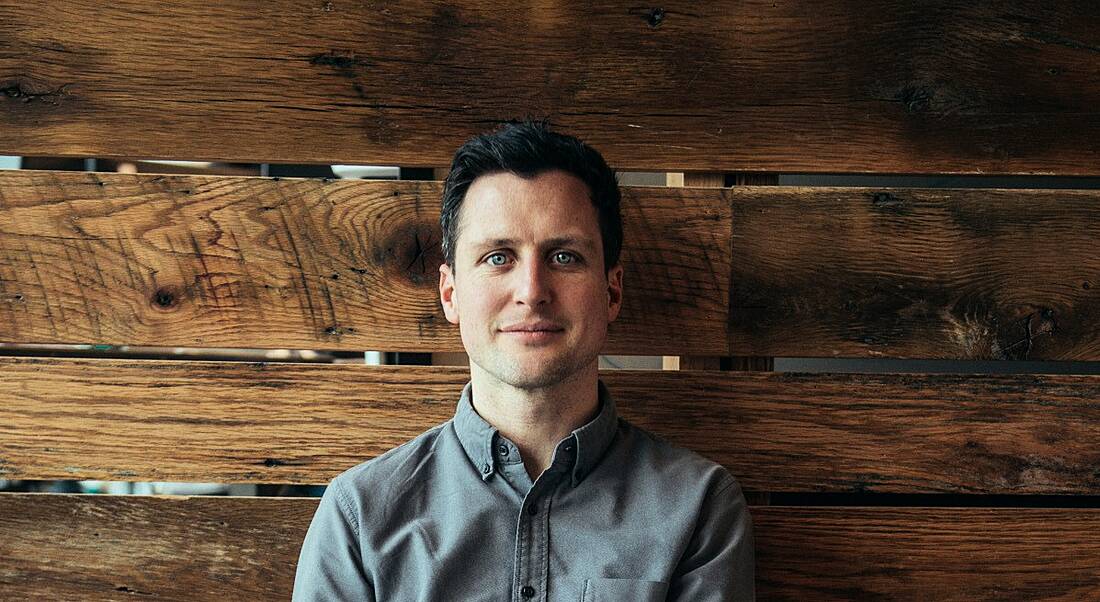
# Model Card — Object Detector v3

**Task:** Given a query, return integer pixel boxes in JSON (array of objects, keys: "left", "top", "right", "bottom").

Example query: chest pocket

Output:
[{"left": 582, "top": 578, "right": 669, "bottom": 602}]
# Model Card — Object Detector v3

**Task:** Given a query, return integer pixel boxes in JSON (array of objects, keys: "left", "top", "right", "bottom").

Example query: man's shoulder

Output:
[
  {"left": 329, "top": 420, "right": 454, "bottom": 498},
  {"left": 617, "top": 418, "right": 738, "bottom": 491}
]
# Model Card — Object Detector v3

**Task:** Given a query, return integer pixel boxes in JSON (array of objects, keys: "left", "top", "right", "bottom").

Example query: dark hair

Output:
[{"left": 440, "top": 121, "right": 622, "bottom": 275}]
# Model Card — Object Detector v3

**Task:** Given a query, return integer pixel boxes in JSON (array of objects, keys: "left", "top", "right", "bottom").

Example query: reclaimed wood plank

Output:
[
  {"left": 4, "top": 359, "right": 1100, "bottom": 494},
  {"left": 2, "top": 493, "right": 1097, "bottom": 600},
  {"left": 0, "top": 493, "right": 311, "bottom": 600},
  {"left": 754, "top": 506, "right": 1100, "bottom": 601},
  {"left": 6, "top": 171, "right": 1100, "bottom": 359},
  {"left": 727, "top": 185, "right": 1100, "bottom": 359},
  {"left": 0, "top": 171, "right": 730, "bottom": 354},
  {"left": 2, "top": 2, "right": 1100, "bottom": 174}
]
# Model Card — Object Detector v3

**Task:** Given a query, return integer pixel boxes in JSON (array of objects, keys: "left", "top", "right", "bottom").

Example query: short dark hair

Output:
[{"left": 440, "top": 121, "right": 622, "bottom": 275}]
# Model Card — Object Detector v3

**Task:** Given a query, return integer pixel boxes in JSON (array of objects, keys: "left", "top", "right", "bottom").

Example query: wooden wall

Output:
[{"left": 2, "top": 1, "right": 1100, "bottom": 599}]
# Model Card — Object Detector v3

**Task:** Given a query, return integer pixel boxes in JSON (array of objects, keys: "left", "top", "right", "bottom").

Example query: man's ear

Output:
[
  {"left": 439, "top": 263, "right": 460, "bottom": 325},
  {"left": 606, "top": 262, "right": 624, "bottom": 323}
]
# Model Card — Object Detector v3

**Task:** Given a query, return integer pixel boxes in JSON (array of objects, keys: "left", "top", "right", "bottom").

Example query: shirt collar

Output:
[{"left": 452, "top": 379, "right": 620, "bottom": 487}]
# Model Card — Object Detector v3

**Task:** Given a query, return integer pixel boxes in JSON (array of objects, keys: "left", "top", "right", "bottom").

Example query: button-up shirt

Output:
[{"left": 293, "top": 380, "right": 754, "bottom": 601}]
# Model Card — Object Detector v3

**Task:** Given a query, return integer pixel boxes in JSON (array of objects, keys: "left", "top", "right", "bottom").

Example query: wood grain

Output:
[
  {"left": 2, "top": 2, "right": 1100, "bottom": 174},
  {"left": 754, "top": 506, "right": 1100, "bottom": 601},
  {"left": 0, "top": 492, "right": 311, "bottom": 600},
  {"left": 2, "top": 493, "right": 1097, "bottom": 600},
  {"left": 5, "top": 171, "right": 1100, "bottom": 358},
  {"left": 4, "top": 358, "right": 1100, "bottom": 494},
  {"left": 0, "top": 171, "right": 730, "bottom": 354},
  {"left": 727, "top": 185, "right": 1100, "bottom": 359}
]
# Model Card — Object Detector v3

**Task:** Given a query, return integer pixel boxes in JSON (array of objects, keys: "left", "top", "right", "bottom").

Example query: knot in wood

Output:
[
  {"left": 895, "top": 85, "right": 933, "bottom": 114},
  {"left": 152, "top": 287, "right": 179, "bottom": 309},
  {"left": 647, "top": 7, "right": 666, "bottom": 27},
  {"left": 374, "top": 223, "right": 443, "bottom": 286}
]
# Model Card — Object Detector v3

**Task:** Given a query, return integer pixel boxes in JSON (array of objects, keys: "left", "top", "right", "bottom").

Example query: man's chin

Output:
[{"left": 481, "top": 359, "right": 582, "bottom": 390}]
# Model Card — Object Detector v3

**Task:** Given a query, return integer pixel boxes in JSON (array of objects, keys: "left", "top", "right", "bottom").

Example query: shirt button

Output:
[
  {"left": 498, "top": 444, "right": 509, "bottom": 456},
  {"left": 520, "top": 585, "right": 536, "bottom": 598},
  {"left": 481, "top": 463, "right": 491, "bottom": 474},
  {"left": 527, "top": 504, "right": 538, "bottom": 516}
]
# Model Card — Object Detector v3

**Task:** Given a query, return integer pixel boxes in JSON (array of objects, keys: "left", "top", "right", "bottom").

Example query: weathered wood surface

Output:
[
  {"left": 2, "top": 493, "right": 1098, "bottom": 600},
  {"left": 4, "top": 171, "right": 1100, "bottom": 358},
  {"left": 5, "top": 358, "right": 1100, "bottom": 494},
  {"left": 3, "top": 2, "right": 1100, "bottom": 174},
  {"left": 728, "top": 185, "right": 1100, "bottom": 360},
  {"left": 0, "top": 171, "right": 730, "bottom": 354},
  {"left": 754, "top": 506, "right": 1100, "bottom": 601},
  {"left": 0, "top": 493, "right": 312, "bottom": 600}
]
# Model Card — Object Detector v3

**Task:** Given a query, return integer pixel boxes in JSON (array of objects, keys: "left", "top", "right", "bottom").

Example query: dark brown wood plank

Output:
[
  {"left": 0, "top": 170, "right": 730, "bottom": 354},
  {"left": 3, "top": 2, "right": 1100, "bottom": 174},
  {"left": 3, "top": 493, "right": 1098, "bottom": 600},
  {"left": 755, "top": 506, "right": 1100, "bottom": 601},
  {"left": 5, "top": 358, "right": 1100, "bottom": 494},
  {"left": 728, "top": 185, "right": 1100, "bottom": 359}
]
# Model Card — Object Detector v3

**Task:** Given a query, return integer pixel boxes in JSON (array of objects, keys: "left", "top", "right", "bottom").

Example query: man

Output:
[{"left": 293, "top": 122, "right": 754, "bottom": 600}]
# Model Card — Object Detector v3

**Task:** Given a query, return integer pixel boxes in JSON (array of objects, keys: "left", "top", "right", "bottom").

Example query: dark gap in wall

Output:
[
  {"left": 0, "top": 479, "right": 325, "bottom": 497},
  {"left": 774, "top": 358, "right": 1100, "bottom": 374},
  {"left": 779, "top": 173, "right": 1100, "bottom": 189}
]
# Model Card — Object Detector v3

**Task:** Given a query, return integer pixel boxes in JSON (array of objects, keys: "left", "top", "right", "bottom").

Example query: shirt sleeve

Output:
[
  {"left": 292, "top": 477, "right": 376, "bottom": 602},
  {"left": 668, "top": 476, "right": 756, "bottom": 601}
]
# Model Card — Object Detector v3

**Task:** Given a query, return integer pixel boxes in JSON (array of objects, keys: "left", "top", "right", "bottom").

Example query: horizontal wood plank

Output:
[
  {"left": 2, "top": 493, "right": 1097, "bottom": 600},
  {"left": 4, "top": 358, "right": 1100, "bottom": 494},
  {"left": 2, "top": 2, "right": 1100, "bottom": 174},
  {"left": 0, "top": 493, "right": 311, "bottom": 600},
  {"left": 0, "top": 171, "right": 730, "bottom": 354},
  {"left": 754, "top": 506, "right": 1100, "bottom": 600},
  {"left": 5, "top": 171, "right": 1100, "bottom": 358},
  {"left": 728, "top": 185, "right": 1100, "bottom": 359}
]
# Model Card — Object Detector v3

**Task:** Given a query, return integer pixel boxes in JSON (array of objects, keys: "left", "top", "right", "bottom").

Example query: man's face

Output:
[{"left": 438, "top": 170, "right": 624, "bottom": 390}]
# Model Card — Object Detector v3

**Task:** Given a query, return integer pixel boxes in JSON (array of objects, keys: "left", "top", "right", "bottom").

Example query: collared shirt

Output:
[{"left": 293, "top": 380, "right": 754, "bottom": 601}]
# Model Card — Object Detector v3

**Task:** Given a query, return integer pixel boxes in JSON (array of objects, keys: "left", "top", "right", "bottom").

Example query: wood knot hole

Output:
[
  {"left": 647, "top": 7, "right": 666, "bottom": 27},
  {"left": 153, "top": 288, "right": 178, "bottom": 309}
]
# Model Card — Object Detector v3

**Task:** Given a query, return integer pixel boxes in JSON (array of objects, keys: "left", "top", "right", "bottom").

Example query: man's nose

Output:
[{"left": 513, "top": 259, "right": 552, "bottom": 306}]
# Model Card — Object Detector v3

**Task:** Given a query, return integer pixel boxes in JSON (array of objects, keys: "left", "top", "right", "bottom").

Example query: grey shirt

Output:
[{"left": 292, "top": 380, "right": 754, "bottom": 601}]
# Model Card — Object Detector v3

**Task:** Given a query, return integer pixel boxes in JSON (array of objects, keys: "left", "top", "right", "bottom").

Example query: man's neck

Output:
[{"left": 468, "top": 364, "right": 600, "bottom": 481}]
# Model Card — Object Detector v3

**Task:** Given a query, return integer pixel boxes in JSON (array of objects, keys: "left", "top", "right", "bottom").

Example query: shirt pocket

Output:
[{"left": 582, "top": 578, "right": 669, "bottom": 602}]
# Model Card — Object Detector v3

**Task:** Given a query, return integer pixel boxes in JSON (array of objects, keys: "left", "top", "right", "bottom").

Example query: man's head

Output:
[
  {"left": 438, "top": 122, "right": 624, "bottom": 391},
  {"left": 440, "top": 121, "right": 622, "bottom": 277}
]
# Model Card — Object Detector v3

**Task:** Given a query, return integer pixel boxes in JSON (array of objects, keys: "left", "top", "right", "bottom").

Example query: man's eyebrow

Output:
[{"left": 472, "top": 236, "right": 598, "bottom": 252}]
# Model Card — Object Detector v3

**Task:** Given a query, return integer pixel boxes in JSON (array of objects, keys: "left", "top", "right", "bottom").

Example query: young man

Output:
[{"left": 293, "top": 122, "right": 754, "bottom": 601}]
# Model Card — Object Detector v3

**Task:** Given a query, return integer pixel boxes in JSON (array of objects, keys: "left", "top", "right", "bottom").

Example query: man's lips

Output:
[
  {"left": 500, "top": 321, "right": 564, "bottom": 333},
  {"left": 499, "top": 322, "right": 566, "bottom": 342}
]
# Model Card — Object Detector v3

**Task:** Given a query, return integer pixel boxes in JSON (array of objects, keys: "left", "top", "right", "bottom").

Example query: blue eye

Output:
[
  {"left": 486, "top": 253, "right": 507, "bottom": 266},
  {"left": 554, "top": 252, "right": 576, "bottom": 265}
]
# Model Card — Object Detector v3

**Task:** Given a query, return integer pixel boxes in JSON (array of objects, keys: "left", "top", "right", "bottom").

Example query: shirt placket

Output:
[
  {"left": 511, "top": 443, "right": 574, "bottom": 602},
  {"left": 513, "top": 485, "right": 550, "bottom": 601}
]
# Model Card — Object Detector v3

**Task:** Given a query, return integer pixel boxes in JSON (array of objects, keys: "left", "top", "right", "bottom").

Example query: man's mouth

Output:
[
  {"left": 500, "top": 321, "right": 564, "bottom": 333},
  {"left": 500, "top": 321, "right": 565, "bottom": 341}
]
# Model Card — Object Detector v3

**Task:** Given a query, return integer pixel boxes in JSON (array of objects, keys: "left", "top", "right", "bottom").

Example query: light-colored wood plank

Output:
[{"left": 0, "top": 171, "right": 730, "bottom": 354}]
